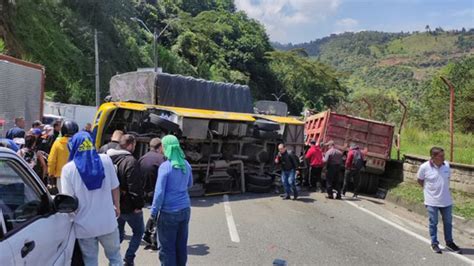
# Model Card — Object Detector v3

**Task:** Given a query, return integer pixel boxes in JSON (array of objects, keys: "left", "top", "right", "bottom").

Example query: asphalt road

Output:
[{"left": 100, "top": 191, "right": 474, "bottom": 265}]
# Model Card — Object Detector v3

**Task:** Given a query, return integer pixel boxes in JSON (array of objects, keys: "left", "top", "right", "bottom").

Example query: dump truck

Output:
[
  {"left": 0, "top": 55, "right": 44, "bottom": 137},
  {"left": 92, "top": 71, "right": 304, "bottom": 196},
  {"left": 304, "top": 110, "right": 395, "bottom": 194}
]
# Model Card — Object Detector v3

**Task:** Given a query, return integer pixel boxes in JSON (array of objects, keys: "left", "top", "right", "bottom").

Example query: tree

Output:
[
  {"left": 267, "top": 51, "right": 347, "bottom": 113},
  {"left": 425, "top": 25, "right": 431, "bottom": 33},
  {"left": 423, "top": 56, "right": 474, "bottom": 132}
]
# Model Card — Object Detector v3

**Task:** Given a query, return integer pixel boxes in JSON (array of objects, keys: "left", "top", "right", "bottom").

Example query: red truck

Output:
[{"left": 305, "top": 110, "right": 395, "bottom": 193}]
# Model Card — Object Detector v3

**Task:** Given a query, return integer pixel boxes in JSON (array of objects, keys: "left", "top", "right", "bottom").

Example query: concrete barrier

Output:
[{"left": 403, "top": 154, "right": 474, "bottom": 194}]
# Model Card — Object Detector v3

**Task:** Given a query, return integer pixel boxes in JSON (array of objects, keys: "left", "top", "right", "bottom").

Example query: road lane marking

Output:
[
  {"left": 345, "top": 200, "right": 474, "bottom": 265},
  {"left": 223, "top": 195, "right": 240, "bottom": 243}
]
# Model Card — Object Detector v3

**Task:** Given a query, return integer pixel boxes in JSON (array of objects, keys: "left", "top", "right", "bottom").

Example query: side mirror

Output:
[{"left": 53, "top": 194, "right": 78, "bottom": 213}]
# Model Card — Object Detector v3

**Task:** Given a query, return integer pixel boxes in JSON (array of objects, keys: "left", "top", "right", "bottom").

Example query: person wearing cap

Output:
[
  {"left": 139, "top": 138, "right": 165, "bottom": 249},
  {"left": 38, "top": 125, "right": 55, "bottom": 154},
  {"left": 61, "top": 131, "right": 123, "bottom": 265},
  {"left": 305, "top": 140, "right": 324, "bottom": 192},
  {"left": 323, "top": 140, "right": 343, "bottom": 199},
  {"left": 6, "top": 117, "right": 26, "bottom": 140},
  {"left": 48, "top": 120, "right": 79, "bottom": 193},
  {"left": 342, "top": 143, "right": 365, "bottom": 198},
  {"left": 151, "top": 135, "right": 193, "bottom": 266}
]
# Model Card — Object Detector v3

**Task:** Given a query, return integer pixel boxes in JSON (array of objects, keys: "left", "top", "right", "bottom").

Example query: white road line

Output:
[
  {"left": 345, "top": 200, "right": 474, "bottom": 265},
  {"left": 223, "top": 195, "right": 240, "bottom": 243}
]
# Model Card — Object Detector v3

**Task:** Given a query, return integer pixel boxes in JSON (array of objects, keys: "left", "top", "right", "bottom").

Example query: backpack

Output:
[{"left": 352, "top": 150, "right": 364, "bottom": 171}]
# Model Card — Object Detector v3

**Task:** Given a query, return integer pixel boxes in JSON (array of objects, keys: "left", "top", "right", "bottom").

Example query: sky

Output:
[{"left": 235, "top": 0, "right": 474, "bottom": 44}]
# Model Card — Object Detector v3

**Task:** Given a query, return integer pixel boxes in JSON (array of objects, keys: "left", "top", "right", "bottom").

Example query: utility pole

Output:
[
  {"left": 94, "top": 29, "right": 100, "bottom": 107},
  {"left": 441, "top": 77, "right": 455, "bottom": 162},
  {"left": 154, "top": 27, "right": 157, "bottom": 72}
]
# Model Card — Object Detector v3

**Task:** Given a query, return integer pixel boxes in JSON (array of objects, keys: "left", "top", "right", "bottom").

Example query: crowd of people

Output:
[
  {"left": 1, "top": 118, "right": 193, "bottom": 266},
  {"left": 1, "top": 117, "right": 462, "bottom": 261},
  {"left": 275, "top": 139, "right": 366, "bottom": 201}
]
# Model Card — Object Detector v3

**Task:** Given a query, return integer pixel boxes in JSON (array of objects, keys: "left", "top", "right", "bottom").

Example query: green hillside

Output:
[{"left": 275, "top": 30, "right": 474, "bottom": 133}]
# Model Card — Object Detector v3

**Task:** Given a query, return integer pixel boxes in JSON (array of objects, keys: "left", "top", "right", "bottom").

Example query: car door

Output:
[{"left": 0, "top": 156, "right": 74, "bottom": 266}]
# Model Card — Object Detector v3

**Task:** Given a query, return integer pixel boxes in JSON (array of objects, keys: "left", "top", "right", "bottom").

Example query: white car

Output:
[{"left": 0, "top": 147, "right": 80, "bottom": 265}]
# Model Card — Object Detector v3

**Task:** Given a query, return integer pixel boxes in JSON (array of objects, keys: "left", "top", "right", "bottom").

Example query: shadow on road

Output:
[
  {"left": 296, "top": 197, "right": 316, "bottom": 203},
  {"left": 188, "top": 244, "right": 210, "bottom": 256},
  {"left": 460, "top": 248, "right": 474, "bottom": 255}
]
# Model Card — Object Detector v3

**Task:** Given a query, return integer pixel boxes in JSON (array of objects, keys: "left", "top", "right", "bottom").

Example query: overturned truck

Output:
[{"left": 92, "top": 71, "right": 304, "bottom": 196}]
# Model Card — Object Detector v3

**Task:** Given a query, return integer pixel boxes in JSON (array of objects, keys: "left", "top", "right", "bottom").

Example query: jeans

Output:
[
  {"left": 427, "top": 205, "right": 453, "bottom": 245},
  {"left": 118, "top": 211, "right": 145, "bottom": 263},
  {"left": 158, "top": 208, "right": 191, "bottom": 266},
  {"left": 342, "top": 169, "right": 361, "bottom": 195},
  {"left": 78, "top": 228, "right": 123, "bottom": 266},
  {"left": 281, "top": 170, "right": 297, "bottom": 197},
  {"left": 326, "top": 164, "right": 341, "bottom": 198}
]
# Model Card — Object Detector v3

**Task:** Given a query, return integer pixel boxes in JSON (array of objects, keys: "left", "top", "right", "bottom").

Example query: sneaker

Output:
[
  {"left": 280, "top": 194, "right": 287, "bottom": 198},
  {"left": 335, "top": 195, "right": 342, "bottom": 200},
  {"left": 446, "top": 242, "right": 462, "bottom": 254},
  {"left": 352, "top": 193, "right": 358, "bottom": 198},
  {"left": 282, "top": 195, "right": 291, "bottom": 200},
  {"left": 431, "top": 244, "right": 442, "bottom": 254},
  {"left": 326, "top": 195, "right": 334, "bottom": 199}
]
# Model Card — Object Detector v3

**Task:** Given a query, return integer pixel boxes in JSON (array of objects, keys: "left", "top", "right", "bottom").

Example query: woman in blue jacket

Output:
[{"left": 151, "top": 135, "right": 193, "bottom": 266}]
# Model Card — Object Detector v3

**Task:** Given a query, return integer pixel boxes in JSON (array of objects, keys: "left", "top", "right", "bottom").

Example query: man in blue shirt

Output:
[{"left": 6, "top": 117, "right": 26, "bottom": 140}]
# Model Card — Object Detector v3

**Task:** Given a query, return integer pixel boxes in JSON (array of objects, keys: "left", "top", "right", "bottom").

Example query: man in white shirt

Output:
[
  {"left": 61, "top": 131, "right": 123, "bottom": 265},
  {"left": 417, "top": 147, "right": 462, "bottom": 254}
]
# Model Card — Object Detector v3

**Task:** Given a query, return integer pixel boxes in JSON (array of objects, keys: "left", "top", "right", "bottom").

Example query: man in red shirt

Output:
[
  {"left": 305, "top": 140, "right": 324, "bottom": 192},
  {"left": 343, "top": 143, "right": 365, "bottom": 198}
]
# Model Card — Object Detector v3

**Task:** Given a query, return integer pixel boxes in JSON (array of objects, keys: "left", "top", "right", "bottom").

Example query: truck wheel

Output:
[
  {"left": 149, "top": 113, "right": 180, "bottom": 133},
  {"left": 247, "top": 183, "right": 272, "bottom": 193},
  {"left": 367, "top": 175, "right": 379, "bottom": 194},
  {"left": 254, "top": 119, "right": 280, "bottom": 131},
  {"left": 247, "top": 174, "right": 273, "bottom": 186},
  {"left": 358, "top": 173, "right": 370, "bottom": 193}
]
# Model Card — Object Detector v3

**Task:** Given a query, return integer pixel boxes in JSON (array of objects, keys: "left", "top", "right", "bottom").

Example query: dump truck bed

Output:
[{"left": 305, "top": 110, "right": 394, "bottom": 174}]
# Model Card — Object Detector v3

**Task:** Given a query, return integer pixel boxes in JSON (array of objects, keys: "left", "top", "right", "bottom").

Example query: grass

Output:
[
  {"left": 386, "top": 33, "right": 458, "bottom": 56},
  {"left": 392, "top": 127, "right": 474, "bottom": 165},
  {"left": 391, "top": 182, "right": 474, "bottom": 219}
]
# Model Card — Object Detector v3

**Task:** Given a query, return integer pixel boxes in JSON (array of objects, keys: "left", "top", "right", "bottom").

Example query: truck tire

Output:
[
  {"left": 149, "top": 113, "right": 180, "bottom": 132},
  {"left": 367, "top": 175, "right": 379, "bottom": 194},
  {"left": 247, "top": 183, "right": 272, "bottom": 193},
  {"left": 254, "top": 119, "right": 280, "bottom": 131},
  {"left": 247, "top": 174, "right": 273, "bottom": 186}
]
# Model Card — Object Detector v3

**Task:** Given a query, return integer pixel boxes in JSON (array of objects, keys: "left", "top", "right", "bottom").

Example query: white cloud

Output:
[
  {"left": 235, "top": 0, "right": 341, "bottom": 43},
  {"left": 335, "top": 18, "right": 360, "bottom": 30}
]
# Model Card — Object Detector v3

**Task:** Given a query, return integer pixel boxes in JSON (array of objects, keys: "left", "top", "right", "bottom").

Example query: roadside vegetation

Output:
[
  {"left": 392, "top": 127, "right": 474, "bottom": 165},
  {"left": 390, "top": 182, "right": 474, "bottom": 220}
]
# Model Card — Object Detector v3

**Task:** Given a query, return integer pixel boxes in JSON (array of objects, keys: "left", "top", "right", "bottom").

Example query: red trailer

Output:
[{"left": 305, "top": 110, "right": 395, "bottom": 193}]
